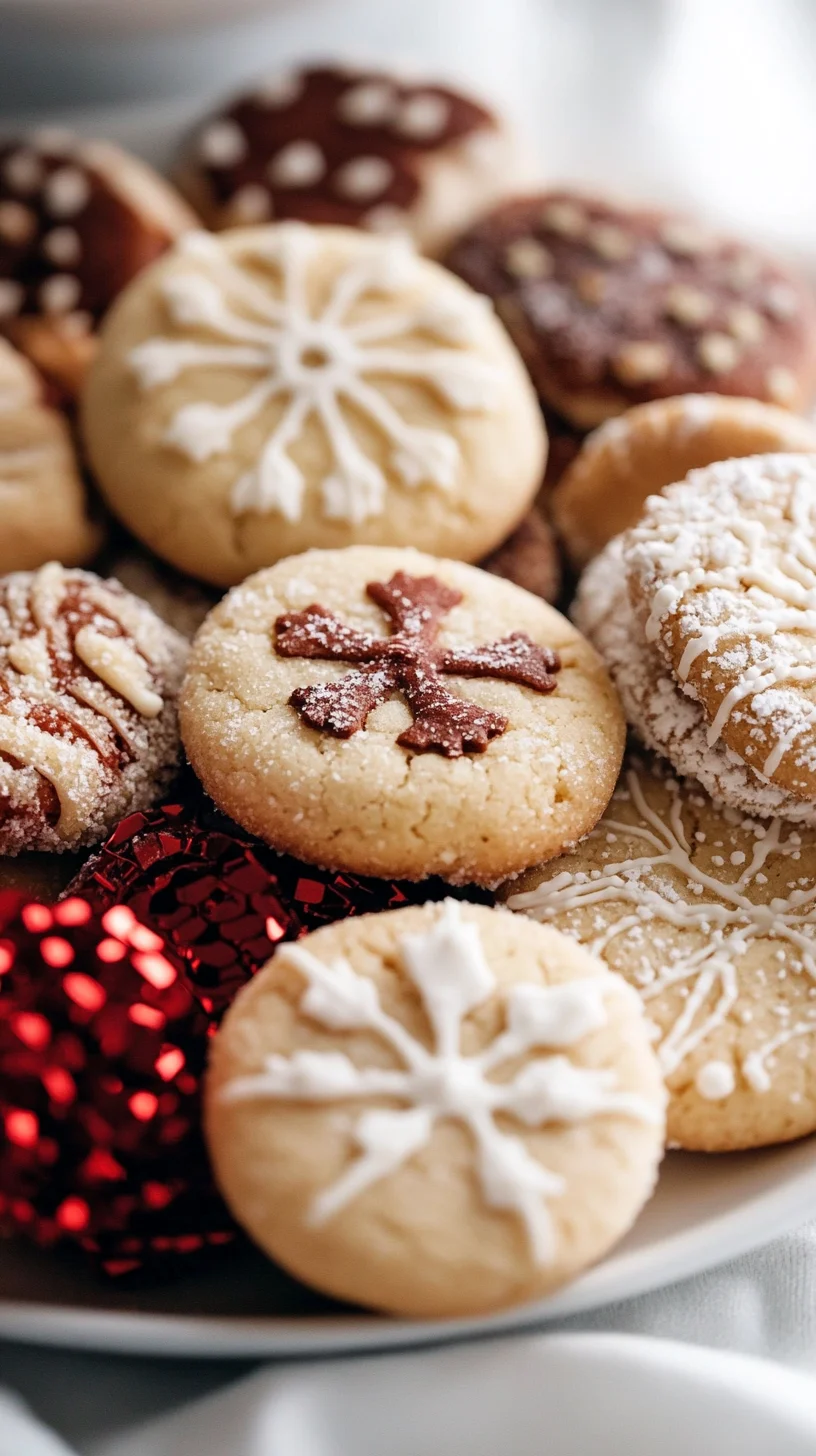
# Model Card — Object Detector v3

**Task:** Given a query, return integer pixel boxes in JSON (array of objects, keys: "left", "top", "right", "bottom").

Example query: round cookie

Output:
[
  {"left": 0, "top": 131, "right": 197, "bottom": 397},
  {"left": 180, "top": 546, "right": 625, "bottom": 884},
  {"left": 627, "top": 454, "right": 816, "bottom": 804},
  {"left": 553, "top": 394, "right": 816, "bottom": 569},
  {"left": 0, "top": 561, "right": 188, "bottom": 855},
  {"left": 574, "top": 537, "right": 816, "bottom": 825},
  {"left": 0, "top": 341, "right": 103, "bottom": 573},
  {"left": 206, "top": 899, "right": 665, "bottom": 1316},
  {"left": 178, "top": 64, "right": 532, "bottom": 255},
  {"left": 81, "top": 223, "right": 546, "bottom": 588},
  {"left": 480, "top": 507, "right": 561, "bottom": 604},
  {"left": 505, "top": 753, "right": 816, "bottom": 1152},
  {"left": 444, "top": 191, "right": 816, "bottom": 427}
]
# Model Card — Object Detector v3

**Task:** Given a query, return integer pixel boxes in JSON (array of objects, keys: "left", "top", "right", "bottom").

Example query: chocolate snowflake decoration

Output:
[{"left": 275, "top": 571, "right": 561, "bottom": 756}]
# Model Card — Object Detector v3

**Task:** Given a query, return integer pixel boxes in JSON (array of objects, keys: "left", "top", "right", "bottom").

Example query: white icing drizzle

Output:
[
  {"left": 129, "top": 226, "right": 500, "bottom": 525},
  {"left": 508, "top": 767, "right": 816, "bottom": 1097},
  {"left": 219, "top": 901, "right": 659, "bottom": 1262},
  {"left": 630, "top": 455, "right": 816, "bottom": 784}
]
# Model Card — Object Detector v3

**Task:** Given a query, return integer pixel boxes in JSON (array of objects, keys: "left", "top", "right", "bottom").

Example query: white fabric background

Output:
[{"left": 2, "top": 0, "right": 816, "bottom": 1448}]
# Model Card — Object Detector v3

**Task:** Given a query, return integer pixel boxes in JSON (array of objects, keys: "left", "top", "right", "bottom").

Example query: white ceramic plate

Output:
[
  {"left": 2, "top": 1139, "right": 816, "bottom": 1357},
  {"left": 96, "top": 1332, "right": 816, "bottom": 1456}
]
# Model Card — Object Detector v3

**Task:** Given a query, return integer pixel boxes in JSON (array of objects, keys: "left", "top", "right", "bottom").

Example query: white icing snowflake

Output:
[
  {"left": 509, "top": 769, "right": 816, "bottom": 1097},
  {"left": 128, "top": 226, "right": 500, "bottom": 527},
  {"left": 219, "top": 901, "right": 659, "bottom": 1263}
]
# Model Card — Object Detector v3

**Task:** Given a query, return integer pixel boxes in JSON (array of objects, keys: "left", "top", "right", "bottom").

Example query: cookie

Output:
[
  {"left": 0, "top": 562, "right": 188, "bottom": 855},
  {"left": 444, "top": 191, "right": 816, "bottom": 427},
  {"left": 505, "top": 753, "right": 816, "bottom": 1152},
  {"left": 574, "top": 537, "right": 816, "bottom": 825},
  {"left": 627, "top": 454, "right": 816, "bottom": 804},
  {"left": 480, "top": 507, "right": 561, "bottom": 604},
  {"left": 81, "top": 223, "right": 546, "bottom": 587},
  {"left": 180, "top": 546, "right": 624, "bottom": 885},
  {"left": 553, "top": 394, "right": 816, "bottom": 569},
  {"left": 178, "top": 64, "right": 532, "bottom": 255},
  {"left": 206, "top": 899, "right": 665, "bottom": 1316},
  {"left": 0, "top": 131, "right": 197, "bottom": 397},
  {"left": 0, "top": 340, "right": 103, "bottom": 573}
]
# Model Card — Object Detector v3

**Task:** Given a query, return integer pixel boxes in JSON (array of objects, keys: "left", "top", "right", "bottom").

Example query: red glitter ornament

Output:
[{"left": 0, "top": 889, "right": 238, "bottom": 1281}]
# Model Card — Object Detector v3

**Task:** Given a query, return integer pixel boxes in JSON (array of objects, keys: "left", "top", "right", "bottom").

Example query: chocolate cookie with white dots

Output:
[
  {"left": 177, "top": 64, "right": 533, "bottom": 255},
  {"left": 445, "top": 190, "right": 816, "bottom": 427}
]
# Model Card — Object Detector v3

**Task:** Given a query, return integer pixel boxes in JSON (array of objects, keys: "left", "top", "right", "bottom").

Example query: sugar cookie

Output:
[
  {"left": 206, "top": 899, "right": 665, "bottom": 1316},
  {"left": 445, "top": 191, "right": 816, "bottom": 427},
  {"left": 505, "top": 754, "right": 816, "bottom": 1151},
  {"left": 82, "top": 224, "right": 546, "bottom": 587},
  {"left": 553, "top": 394, "right": 816, "bottom": 569},
  {"left": 0, "top": 562, "right": 187, "bottom": 854},
  {"left": 178, "top": 64, "right": 532, "bottom": 255},
  {"left": 180, "top": 546, "right": 624, "bottom": 884}
]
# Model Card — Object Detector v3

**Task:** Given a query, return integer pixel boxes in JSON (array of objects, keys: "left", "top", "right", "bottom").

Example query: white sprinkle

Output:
[
  {"left": 268, "top": 141, "right": 326, "bottom": 189},
  {"left": 42, "top": 226, "right": 81, "bottom": 267},
  {"left": 43, "top": 166, "right": 90, "bottom": 219},
  {"left": 0, "top": 200, "right": 36, "bottom": 245},
  {"left": 3, "top": 149, "right": 43, "bottom": 195},
  {"left": 764, "top": 281, "right": 798, "bottom": 322},
  {"left": 229, "top": 184, "right": 273, "bottom": 223},
  {"left": 695, "top": 1060, "right": 736, "bottom": 1101},
  {"left": 333, "top": 155, "right": 394, "bottom": 201},
  {"left": 199, "top": 119, "right": 247, "bottom": 168},
  {"left": 38, "top": 273, "right": 81, "bottom": 315},
  {"left": 730, "top": 850, "right": 746, "bottom": 866},
  {"left": 337, "top": 81, "right": 395, "bottom": 127},
  {"left": 395, "top": 92, "right": 450, "bottom": 140}
]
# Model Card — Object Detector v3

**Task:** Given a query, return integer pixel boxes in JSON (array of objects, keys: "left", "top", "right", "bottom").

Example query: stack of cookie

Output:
[{"left": 3, "top": 57, "right": 816, "bottom": 1323}]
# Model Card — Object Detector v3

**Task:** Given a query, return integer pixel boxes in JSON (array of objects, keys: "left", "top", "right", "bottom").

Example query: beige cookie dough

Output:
[
  {"left": 0, "top": 562, "right": 188, "bottom": 855},
  {"left": 81, "top": 224, "right": 546, "bottom": 588},
  {"left": 504, "top": 753, "right": 816, "bottom": 1152},
  {"left": 206, "top": 900, "right": 665, "bottom": 1316},
  {"left": 553, "top": 394, "right": 816, "bottom": 569},
  {"left": 180, "top": 546, "right": 624, "bottom": 885},
  {"left": 627, "top": 454, "right": 816, "bottom": 804},
  {"left": 0, "top": 342, "right": 103, "bottom": 572}
]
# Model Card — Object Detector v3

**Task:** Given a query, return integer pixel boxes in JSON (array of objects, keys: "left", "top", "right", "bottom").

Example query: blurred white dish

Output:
[
  {"left": 2, "top": 1139, "right": 816, "bottom": 1357},
  {"left": 98, "top": 1333, "right": 816, "bottom": 1456}
]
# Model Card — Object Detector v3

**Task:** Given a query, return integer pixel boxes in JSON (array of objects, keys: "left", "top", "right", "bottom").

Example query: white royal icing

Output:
[
  {"left": 219, "top": 901, "right": 659, "bottom": 1262},
  {"left": 509, "top": 766, "right": 816, "bottom": 1098},
  {"left": 129, "top": 225, "right": 500, "bottom": 525}
]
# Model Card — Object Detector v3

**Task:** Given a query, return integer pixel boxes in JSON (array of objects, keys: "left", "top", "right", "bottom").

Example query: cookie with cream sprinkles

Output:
[{"left": 504, "top": 753, "right": 816, "bottom": 1152}]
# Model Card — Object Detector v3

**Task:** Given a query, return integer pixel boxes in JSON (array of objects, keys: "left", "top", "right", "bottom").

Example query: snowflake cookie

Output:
[
  {"left": 0, "top": 562, "right": 188, "bottom": 854},
  {"left": 180, "top": 546, "right": 625, "bottom": 885},
  {"left": 177, "top": 63, "right": 533, "bottom": 255},
  {"left": 81, "top": 223, "right": 546, "bottom": 588},
  {"left": 504, "top": 753, "right": 816, "bottom": 1151},
  {"left": 206, "top": 900, "right": 665, "bottom": 1316}
]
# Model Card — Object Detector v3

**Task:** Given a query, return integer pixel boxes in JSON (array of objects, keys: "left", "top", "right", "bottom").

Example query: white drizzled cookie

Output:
[
  {"left": 206, "top": 900, "right": 665, "bottom": 1316},
  {"left": 504, "top": 753, "right": 816, "bottom": 1152},
  {"left": 81, "top": 224, "right": 546, "bottom": 587},
  {"left": 178, "top": 63, "right": 533, "bottom": 255},
  {"left": 0, "top": 131, "right": 197, "bottom": 396},
  {"left": 0, "top": 563, "right": 188, "bottom": 854}
]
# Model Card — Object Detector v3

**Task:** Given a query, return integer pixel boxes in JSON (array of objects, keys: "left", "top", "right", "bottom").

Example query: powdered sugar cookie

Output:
[
  {"left": 627, "top": 454, "right": 816, "bottom": 804},
  {"left": 0, "top": 562, "right": 188, "bottom": 855},
  {"left": 206, "top": 899, "right": 665, "bottom": 1316},
  {"left": 445, "top": 191, "right": 816, "bottom": 427},
  {"left": 180, "top": 546, "right": 624, "bottom": 884},
  {"left": 553, "top": 395, "right": 816, "bottom": 569},
  {"left": 82, "top": 223, "right": 546, "bottom": 587},
  {"left": 574, "top": 538, "right": 816, "bottom": 825},
  {"left": 0, "top": 340, "right": 103, "bottom": 573},
  {"left": 178, "top": 64, "right": 532, "bottom": 255},
  {"left": 481, "top": 508, "right": 561, "bottom": 604},
  {"left": 1, "top": 132, "right": 197, "bottom": 396},
  {"left": 505, "top": 753, "right": 816, "bottom": 1152}
]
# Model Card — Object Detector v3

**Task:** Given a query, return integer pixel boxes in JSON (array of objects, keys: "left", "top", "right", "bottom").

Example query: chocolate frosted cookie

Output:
[
  {"left": 178, "top": 64, "right": 531, "bottom": 254},
  {"left": 0, "top": 132, "right": 197, "bottom": 395},
  {"left": 0, "top": 562, "right": 188, "bottom": 855},
  {"left": 445, "top": 190, "right": 816, "bottom": 426}
]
